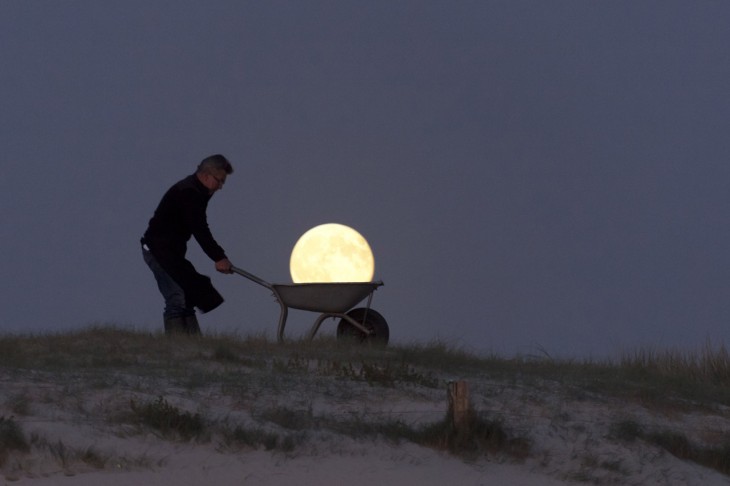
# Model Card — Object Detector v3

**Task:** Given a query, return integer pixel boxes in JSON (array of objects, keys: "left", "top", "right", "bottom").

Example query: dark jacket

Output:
[{"left": 142, "top": 174, "right": 226, "bottom": 312}]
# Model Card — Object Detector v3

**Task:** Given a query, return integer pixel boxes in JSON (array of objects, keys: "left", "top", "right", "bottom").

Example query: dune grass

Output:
[
  {"left": 610, "top": 419, "right": 730, "bottom": 476},
  {"left": 2, "top": 326, "right": 730, "bottom": 417},
  {"left": 129, "top": 396, "right": 206, "bottom": 441},
  {"left": 1, "top": 326, "right": 730, "bottom": 477},
  {"left": 0, "top": 417, "right": 29, "bottom": 467}
]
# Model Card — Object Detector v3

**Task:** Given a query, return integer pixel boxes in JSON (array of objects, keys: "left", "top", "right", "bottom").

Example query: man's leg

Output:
[
  {"left": 184, "top": 315, "right": 201, "bottom": 335},
  {"left": 142, "top": 247, "right": 195, "bottom": 334},
  {"left": 164, "top": 316, "right": 187, "bottom": 334}
]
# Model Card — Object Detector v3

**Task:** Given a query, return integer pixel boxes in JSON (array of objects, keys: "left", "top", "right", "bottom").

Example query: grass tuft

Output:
[
  {"left": 0, "top": 416, "right": 29, "bottom": 466},
  {"left": 619, "top": 342, "right": 730, "bottom": 385},
  {"left": 416, "top": 410, "right": 530, "bottom": 460},
  {"left": 255, "top": 406, "right": 314, "bottom": 431},
  {"left": 321, "top": 410, "right": 529, "bottom": 460},
  {"left": 221, "top": 425, "right": 306, "bottom": 453},
  {"left": 130, "top": 396, "right": 205, "bottom": 441},
  {"left": 611, "top": 419, "right": 730, "bottom": 475}
]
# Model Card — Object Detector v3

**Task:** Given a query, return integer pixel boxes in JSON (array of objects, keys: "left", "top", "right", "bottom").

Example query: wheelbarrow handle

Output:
[{"left": 231, "top": 266, "right": 274, "bottom": 291}]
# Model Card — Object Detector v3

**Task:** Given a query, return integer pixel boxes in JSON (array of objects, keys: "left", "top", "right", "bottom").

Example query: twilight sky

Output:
[{"left": 2, "top": 1, "right": 729, "bottom": 358}]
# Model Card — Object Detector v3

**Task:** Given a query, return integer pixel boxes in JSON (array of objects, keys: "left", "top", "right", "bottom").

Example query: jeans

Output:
[{"left": 142, "top": 246, "right": 194, "bottom": 319}]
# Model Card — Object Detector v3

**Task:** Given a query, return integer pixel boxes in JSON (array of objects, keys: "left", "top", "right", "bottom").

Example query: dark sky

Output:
[{"left": 2, "top": 1, "right": 729, "bottom": 358}]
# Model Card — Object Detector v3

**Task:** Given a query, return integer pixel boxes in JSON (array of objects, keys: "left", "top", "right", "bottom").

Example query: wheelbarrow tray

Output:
[
  {"left": 231, "top": 266, "right": 385, "bottom": 342},
  {"left": 272, "top": 281, "right": 383, "bottom": 313}
]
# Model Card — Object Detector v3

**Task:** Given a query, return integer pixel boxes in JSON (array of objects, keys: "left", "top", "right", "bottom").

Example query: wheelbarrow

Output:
[{"left": 231, "top": 266, "right": 389, "bottom": 345}]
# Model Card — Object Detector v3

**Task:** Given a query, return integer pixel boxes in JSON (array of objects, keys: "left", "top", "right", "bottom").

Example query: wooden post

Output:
[{"left": 448, "top": 380, "right": 470, "bottom": 433}]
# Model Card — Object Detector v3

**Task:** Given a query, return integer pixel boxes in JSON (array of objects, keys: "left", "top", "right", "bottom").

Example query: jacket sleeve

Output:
[{"left": 180, "top": 188, "right": 227, "bottom": 262}]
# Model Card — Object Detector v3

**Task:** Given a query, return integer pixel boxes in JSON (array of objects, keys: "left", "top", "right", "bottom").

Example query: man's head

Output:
[{"left": 196, "top": 154, "right": 233, "bottom": 194}]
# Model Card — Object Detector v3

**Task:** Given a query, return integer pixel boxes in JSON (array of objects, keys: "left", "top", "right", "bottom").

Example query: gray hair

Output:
[{"left": 197, "top": 154, "right": 233, "bottom": 175}]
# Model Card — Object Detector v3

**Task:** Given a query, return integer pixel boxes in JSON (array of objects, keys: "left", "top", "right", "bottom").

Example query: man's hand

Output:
[{"left": 215, "top": 258, "right": 233, "bottom": 274}]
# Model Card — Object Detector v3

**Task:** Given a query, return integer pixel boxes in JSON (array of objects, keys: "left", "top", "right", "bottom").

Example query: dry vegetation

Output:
[{"left": 1, "top": 326, "right": 729, "bottom": 483}]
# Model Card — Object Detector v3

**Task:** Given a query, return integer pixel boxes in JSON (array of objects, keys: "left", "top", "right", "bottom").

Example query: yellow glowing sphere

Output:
[{"left": 290, "top": 223, "right": 375, "bottom": 283}]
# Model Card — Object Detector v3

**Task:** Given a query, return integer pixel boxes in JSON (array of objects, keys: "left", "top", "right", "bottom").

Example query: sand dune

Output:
[{"left": 1, "top": 330, "right": 728, "bottom": 485}]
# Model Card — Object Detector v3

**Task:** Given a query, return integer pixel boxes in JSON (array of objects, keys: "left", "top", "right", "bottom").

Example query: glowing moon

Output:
[{"left": 290, "top": 223, "right": 375, "bottom": 283}]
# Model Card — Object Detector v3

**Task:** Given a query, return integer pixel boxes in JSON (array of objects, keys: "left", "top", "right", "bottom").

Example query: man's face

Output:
[{"left": 202, "top": 170, "right": 227, "bottom": 194}]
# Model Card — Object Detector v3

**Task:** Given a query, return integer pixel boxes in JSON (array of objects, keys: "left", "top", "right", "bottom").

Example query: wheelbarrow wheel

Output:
[{"left": 337, "top": 307, "right": 389, "bottom": 345}]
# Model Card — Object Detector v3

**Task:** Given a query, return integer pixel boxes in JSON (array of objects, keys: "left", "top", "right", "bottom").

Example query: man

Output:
[{"left": 141, "top": 154, "right": 235, "bottom": 335}]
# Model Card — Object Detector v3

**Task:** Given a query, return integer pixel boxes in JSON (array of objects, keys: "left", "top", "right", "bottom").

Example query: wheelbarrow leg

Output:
[
  {"left": 307, "top": 313, "right": 332, "bottom": 341},
  {"left": 273, "top": 291, "right": 288, "bottom": 343},
  {"left": 231, "top": 267, "right": 291, "bottom": 343},
  {"left": 265, "top": 286, "right": 290, "bottom": 343}
]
